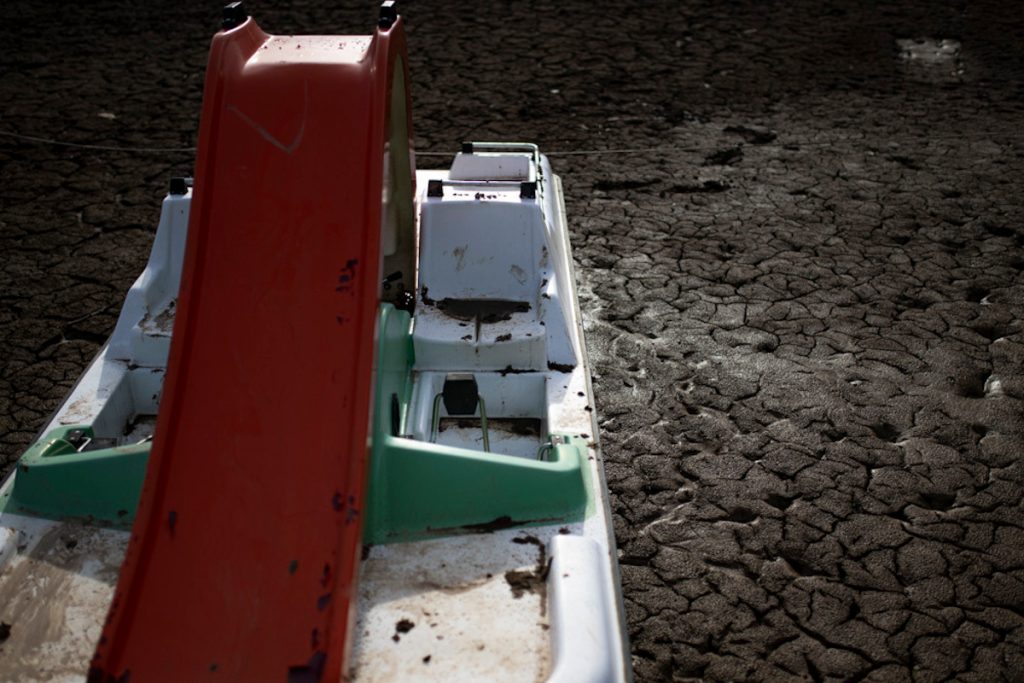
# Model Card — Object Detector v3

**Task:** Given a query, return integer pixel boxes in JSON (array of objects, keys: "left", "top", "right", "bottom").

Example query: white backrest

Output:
[
  {"left": 420, "top": 200, "right": 543, "bottom": 303},
  {"left": 449, "top": 152, "right": 531, "bottom": 180}
]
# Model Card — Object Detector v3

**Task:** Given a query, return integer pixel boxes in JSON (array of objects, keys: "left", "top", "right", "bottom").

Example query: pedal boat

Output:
[{"left": 0, "top": 5, "right": 630, "bottom": 682}]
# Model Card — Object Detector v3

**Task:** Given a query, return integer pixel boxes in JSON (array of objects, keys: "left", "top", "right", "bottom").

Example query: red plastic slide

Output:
[{"left": 90, "top": 10, "right": 413, "bottom": 682}]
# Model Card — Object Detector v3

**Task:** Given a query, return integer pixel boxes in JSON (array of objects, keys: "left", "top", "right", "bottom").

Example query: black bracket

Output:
[
  {"left": 379, "top": 1, "right": 397, "bottom": 29},
  {"left": 442, "top": 373, "right": 480, "bottom": 416},
  {"left": 390, "top": 394, "right": 401, "bottom": 436},
  {"left": 427, "top": 179, "right": 444, "bottom": 198},
  {"left": 65, "top": 429, "right": 90, "bottom": 450},
  {"left": 222, "top": 2, "right": 247, "bottom": 30},
  {"left": 168, "top": 177, "right": 188, "bottom": 196},
  {"left": 382, "top": 270, "right": 403, "bottom": 291}
]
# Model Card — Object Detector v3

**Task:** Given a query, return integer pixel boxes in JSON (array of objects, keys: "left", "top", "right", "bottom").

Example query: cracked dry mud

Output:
[{"left": 2, "top": 1, "right": 1022, "bottom": 681}]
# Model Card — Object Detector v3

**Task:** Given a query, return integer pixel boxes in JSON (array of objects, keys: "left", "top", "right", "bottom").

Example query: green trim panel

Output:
[
  {"left": 0, "top": 425, "right": 149, "bottom": 527},
  {"left": 363, "top": 304, "right": 593, "bottom": 544},
  {"left": 365, "top": 435, "right": 590, "bottom": 544},
  {"left": 2, "top": 304, "right": 593, "bottom": 541}
]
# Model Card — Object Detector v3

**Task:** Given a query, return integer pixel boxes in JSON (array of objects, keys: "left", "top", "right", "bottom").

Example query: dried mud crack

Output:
[{"left": 2, "top": 1, "right": 1023, "bottom": 681}]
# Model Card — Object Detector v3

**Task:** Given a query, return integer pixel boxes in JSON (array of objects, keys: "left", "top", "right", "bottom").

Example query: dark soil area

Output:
[{"left": 2, "top": 1, "right": 1023, "bottom": 681}]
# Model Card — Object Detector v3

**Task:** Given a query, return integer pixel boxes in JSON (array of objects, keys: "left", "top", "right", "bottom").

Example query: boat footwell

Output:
[
  {"left": 0, "top": 518, "right": 123, "bottom": 683},
  {"left": 351, "top": 531, "right": 624, "bottom": 683}
]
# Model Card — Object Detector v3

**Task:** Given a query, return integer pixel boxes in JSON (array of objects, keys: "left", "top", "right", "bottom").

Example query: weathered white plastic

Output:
[
  {"left": 414, "top": 152, "right": 579, "bottom": 371},
  {"left": 43, "top": 191, "right": 190, "bottom": 442},
  {"left": 537, "top": 166, "right": 581, "bottom": 368},
  {"left": 0, "top": 526, "right": 18, "bottom": 572},
  {"left": 450, "top": 152, "right": 531, "bottom": 180},
  {"left": 107, "top": 191, "right": 190, "bottom": 367},
  {"left": 413, "top": 305, "right": 547, "bottom": 371},
  {"left": 547, "top": 535, "right": 626, "bottom": 683},
  {"left": 420, "top": 199, "right": 541, "bottom": 302},
  {"left": 0, "top": 514, "right": 127, "bottom": 679}
]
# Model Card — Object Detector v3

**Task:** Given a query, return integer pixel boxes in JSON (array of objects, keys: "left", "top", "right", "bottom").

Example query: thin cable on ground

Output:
[
  {"left": 0, "top": 130, "right": 195, "bottom": 153},
  {"left": 2, "top": 132, "right": 713, "bottom": 157},
  {"left": 2, "top": 128, "right": 1019, "bottom": 157},
  {"left": 549, "top": 146, "right": 708, "bottom": 156}
]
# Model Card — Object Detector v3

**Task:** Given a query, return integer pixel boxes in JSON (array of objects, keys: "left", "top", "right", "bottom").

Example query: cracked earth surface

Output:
[{"left": 2, "top": 1, "right": 1022, "bottom": 681}]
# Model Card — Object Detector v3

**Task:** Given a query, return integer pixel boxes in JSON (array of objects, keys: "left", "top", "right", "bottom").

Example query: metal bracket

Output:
[{"left": 537, "top": 434, "right": 570, "bottom": 461}]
